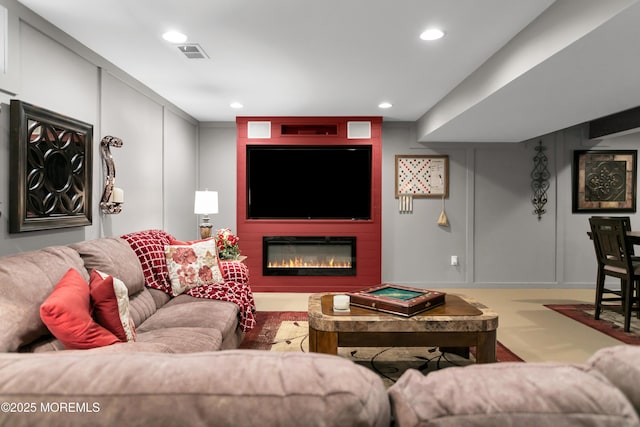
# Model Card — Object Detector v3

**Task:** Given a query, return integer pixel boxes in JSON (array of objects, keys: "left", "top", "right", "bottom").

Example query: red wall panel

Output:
[{"left": 236, "top": 117, "right": 382, "bottom": 292}]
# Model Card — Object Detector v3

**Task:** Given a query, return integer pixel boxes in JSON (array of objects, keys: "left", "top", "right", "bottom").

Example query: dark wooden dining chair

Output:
[
  {"left": 590, "top": 216, "right": 636, "bottom": 256},
  {"left": 588, "top": 217, "right": 640, "bottom": 332}
]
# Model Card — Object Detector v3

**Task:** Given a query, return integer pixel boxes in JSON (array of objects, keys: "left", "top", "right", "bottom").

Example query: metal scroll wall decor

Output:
[
  {"left": 9, "top": 100, "right": 93, "bottom": 232},
  {"left": 531, "top": 140, "right": 550, "bottom": 220},
  {"left": 99, "top": 135, "right": 124, "bottom": 214}
]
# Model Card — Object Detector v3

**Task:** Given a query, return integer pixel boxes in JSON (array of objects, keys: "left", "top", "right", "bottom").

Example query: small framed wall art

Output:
[
  {"left": 395, "top": 154, "right": 449, "bottom": 198},
  {"left": 572, "top": 150, "right": 637, "bottom": 213}
]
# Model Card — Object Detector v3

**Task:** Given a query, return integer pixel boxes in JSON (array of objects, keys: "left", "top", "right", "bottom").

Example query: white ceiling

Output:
[{"left": 16, "top": 0, "right": 640, "bottom": 142}]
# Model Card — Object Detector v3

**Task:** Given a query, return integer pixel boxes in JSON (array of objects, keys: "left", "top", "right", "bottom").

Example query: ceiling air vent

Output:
[{"left": 177, "top": 44, "right": 209, "bottom": 59}]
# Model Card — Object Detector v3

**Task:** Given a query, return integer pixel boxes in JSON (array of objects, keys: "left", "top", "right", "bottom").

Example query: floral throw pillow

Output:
[{"left": 165, "top": 240, "right": 225, "bottom": 296}]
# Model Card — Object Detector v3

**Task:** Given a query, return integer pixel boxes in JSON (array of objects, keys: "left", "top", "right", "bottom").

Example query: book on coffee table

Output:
[{"left": 347, "top": 284, "right": 445, "bottom": 317}]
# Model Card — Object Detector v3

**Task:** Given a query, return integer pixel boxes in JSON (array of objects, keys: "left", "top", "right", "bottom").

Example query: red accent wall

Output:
[{"left": 236, "top": 116, "right": 382, "bottom": 292}]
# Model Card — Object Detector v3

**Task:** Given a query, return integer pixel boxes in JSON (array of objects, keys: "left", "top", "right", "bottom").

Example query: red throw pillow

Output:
[
  {"left": 89, "top": 270, "right": 137, "bottom": 342},
  {"left": 40, "top": 268, "right": 119, "bottom": 349}
]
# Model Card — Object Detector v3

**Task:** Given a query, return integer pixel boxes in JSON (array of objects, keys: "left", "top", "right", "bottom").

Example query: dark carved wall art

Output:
[
  {"left": 572, "top": 150, "right": 637, "bottom": 213},
  {"left": 9, "top": 100, "right": 93, "bottom": 232}
]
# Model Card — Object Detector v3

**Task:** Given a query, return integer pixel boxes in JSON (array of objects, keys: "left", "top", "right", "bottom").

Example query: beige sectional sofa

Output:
[
  {"left": 1, "top": 233, "right": 639, "bottom": 426},
  {"left": 0, "top": 234, "right": 391, "bottom": 426},
  {"left": 0, "top": 236, "right": 244, "bottom": 354}
]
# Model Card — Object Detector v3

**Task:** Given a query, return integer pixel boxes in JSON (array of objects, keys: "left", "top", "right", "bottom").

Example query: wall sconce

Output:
[
  {"left": 99, "top": 135, "right": 124, "bottom": 214},
  {"left": 194, "top": 190, "right": 218, "bottom": 239}
]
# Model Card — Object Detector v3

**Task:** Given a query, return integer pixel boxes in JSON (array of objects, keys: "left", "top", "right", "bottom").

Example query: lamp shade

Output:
[{"left": 194, "top": 191, "right": 219, "bottom": 215}]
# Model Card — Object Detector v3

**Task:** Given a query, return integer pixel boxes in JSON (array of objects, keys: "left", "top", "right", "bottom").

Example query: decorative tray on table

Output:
[{"left": 347, "top": 283, "right": 445, "bottom": 317}]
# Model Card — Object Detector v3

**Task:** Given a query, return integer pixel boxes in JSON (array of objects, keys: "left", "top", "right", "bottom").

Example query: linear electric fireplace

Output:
[{"left": 263, "top": 236, "right": 356, "bottom": 276}]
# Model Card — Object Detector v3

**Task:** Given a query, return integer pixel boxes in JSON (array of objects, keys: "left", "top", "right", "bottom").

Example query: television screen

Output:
[{"left": 247, "top": 145, "right": 372, "bottom": 219}]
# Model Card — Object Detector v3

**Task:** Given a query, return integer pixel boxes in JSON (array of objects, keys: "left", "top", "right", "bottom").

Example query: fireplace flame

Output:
[{"left": 268, "top": 256, "right": 352, "bottom": 269}]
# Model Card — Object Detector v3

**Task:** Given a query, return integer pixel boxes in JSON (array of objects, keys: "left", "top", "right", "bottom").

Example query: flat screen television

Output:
[{"left": 247, "top": 145, "right": 372, "bottom": 219}]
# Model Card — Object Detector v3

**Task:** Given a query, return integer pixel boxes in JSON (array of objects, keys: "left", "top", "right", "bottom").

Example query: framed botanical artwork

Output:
[
  {"left": 572, "top": 150, "right": 637, "bottom": 213},
  {"left": 9, "top": 100, "right": 93, "bottom": 232},
  {"left": 395, "top": 154, "right": 449, "bottom": 198}
]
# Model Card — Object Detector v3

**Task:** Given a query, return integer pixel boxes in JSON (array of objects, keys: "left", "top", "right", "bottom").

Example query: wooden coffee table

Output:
[{"left": 308, "top": 292, "right": 499, "bottom": 363}]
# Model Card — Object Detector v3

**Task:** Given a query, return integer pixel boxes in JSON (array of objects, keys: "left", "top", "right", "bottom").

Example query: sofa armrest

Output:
[
  {"left": 0, "top": 350, "right": 389, "bottom": 427},
  {"left": 388, "top": 362, "right": 639, "bottom": 427},
  {"left": 588, "top": 345, "right": 640, "bottom": 415}
]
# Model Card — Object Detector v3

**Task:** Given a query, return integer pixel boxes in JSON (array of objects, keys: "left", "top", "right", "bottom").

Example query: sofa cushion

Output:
[
  {"left": 165, "top": 240, "right": 225, "bottom": 296},
  {"left": 89, "top": 270, "right": 136, "bottom": 342},
  {"left": 137, "top": 296, "right": 239, "bottom": 343},
  {"left": 147, "top": 287, "right": 171, "bottom": 309},
  {"left": 127, "top": 288, "right": 159, "bottom": 327},
  {"left": 40, "top": 268, "right": 120, "bottom": 350},
  {"left": 0, "top": 246, "right": 88, "bottom": 352},
  {"left": 160, "top": 295, "right": 245, "bottom": 348},
  {"left": 0, "top": 351, "right": 390, "bottom": 427},
  {"left": 136, "top": 327, "right": 223, "bottom": 352},
  {"left": 588, "top": 345, "right": 640, "bottom": 414},
  {"left": 388, "top": 363, "right": 640, "bottom": 427},
  {"left": 72, "top": 236, "right": 161, "bottom": 328},
  {"left": 70, "top": 237, "right": 145, "bottom": 296}
]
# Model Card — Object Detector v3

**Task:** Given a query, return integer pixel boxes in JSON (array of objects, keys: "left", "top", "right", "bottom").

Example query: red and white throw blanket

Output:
[{"left": 121, "top": 230, "right": 256, "bottom": 332}]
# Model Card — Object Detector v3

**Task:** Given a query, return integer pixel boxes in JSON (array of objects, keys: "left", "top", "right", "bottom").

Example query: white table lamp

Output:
[{"left": 194, "top": 190, "right": 218, "bottom": 239}]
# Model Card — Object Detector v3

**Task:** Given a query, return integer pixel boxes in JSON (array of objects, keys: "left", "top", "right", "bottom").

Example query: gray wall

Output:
[
  {"left": 2, "top": 0, "right": 639, "bottom": 289},
  {"left": 198, "top": 121, "right": 640, "bottom": 289},
  {"left": 197, "top": 123, "right": 237, "bottom": 232},
  {"left": 0, "top": 0, "right": 199, "bottom": 256}
]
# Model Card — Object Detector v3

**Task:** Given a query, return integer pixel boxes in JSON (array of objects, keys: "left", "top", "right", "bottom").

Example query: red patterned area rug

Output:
[
  {"left": 545, "top": 304, "right": 640, "bottom": 345},
  {"left": 240, "top": 311, "right": 523, "bottom": 387}
]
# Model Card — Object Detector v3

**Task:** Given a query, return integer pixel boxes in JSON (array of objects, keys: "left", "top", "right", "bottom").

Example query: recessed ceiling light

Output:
[
  {"left": 162, "top": 31, "right": 188, "bottom": 44},
  {"left": 378, "top": 102, "right": 392, "bottom": 109},
  {"left": 230, "top": 102, "right": 243, "bottom": 109},
  {"left": 420, "top": 28, "right": 444, "bottom": 41}
]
